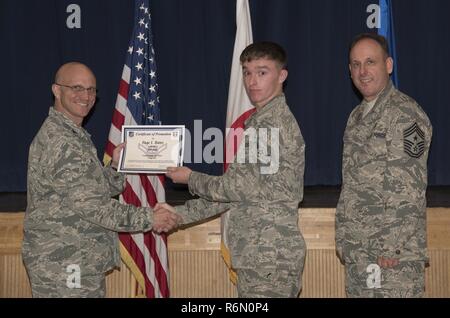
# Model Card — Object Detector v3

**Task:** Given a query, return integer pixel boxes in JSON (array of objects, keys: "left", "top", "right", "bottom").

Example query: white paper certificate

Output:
[{"left": 118, "top": 125, "right": 185, "bottom": 173}]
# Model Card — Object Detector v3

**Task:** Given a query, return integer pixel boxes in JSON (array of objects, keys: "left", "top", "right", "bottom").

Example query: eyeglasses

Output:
[{"left": 55, "top": 83, "right": 97, "bottom": 95}]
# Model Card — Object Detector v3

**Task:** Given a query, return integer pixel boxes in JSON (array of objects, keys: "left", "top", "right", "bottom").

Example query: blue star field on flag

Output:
[{"left": 126, "top": 0, "right": 160, "bottom": 125}]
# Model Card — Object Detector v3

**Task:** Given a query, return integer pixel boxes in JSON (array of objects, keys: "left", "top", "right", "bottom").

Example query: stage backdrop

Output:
[{"left": 1, "top": 0, "right": 449, "bottom": 191}]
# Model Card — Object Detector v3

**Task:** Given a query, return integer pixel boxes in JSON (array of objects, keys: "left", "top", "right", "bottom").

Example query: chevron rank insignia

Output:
[{"left": 403, "top": 122, "right": 425, "bottom": 158}]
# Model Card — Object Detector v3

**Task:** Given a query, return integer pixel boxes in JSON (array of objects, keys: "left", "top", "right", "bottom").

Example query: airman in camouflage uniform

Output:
[
  {"left": 164, "top": 42, "right": 306, "bottom": 298},
  {"left": 23, "top": 62, "right": 177, "bottom": 297},
  {"left": 336, "top": 34, "right": 432, "bottom": 297}
]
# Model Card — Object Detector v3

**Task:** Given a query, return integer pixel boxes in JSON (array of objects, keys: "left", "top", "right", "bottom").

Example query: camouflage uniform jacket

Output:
[
  {"left": 23, "top": 107, "right": 153, "bottom": 275},
  {"left": 176, "top": 94, "right": 306, "bottom": 270},
  {"left": 336, "top": 81, "right": 432, "bottom": 264}
]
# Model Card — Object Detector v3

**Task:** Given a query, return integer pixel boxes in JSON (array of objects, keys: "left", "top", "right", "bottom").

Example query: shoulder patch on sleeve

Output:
[{"left": 403, "top": 122, "right": 425, "bottom": 158}]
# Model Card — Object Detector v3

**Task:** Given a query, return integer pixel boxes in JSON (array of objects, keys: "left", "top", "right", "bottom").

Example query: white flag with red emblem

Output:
[{"left": 221, "top": 0, "right": 254, "bottom": 284}]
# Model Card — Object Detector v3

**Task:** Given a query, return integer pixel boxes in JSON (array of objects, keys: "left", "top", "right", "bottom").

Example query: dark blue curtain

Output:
[{"left": 1, "top": 0, "right": 449, "bottom": 191}]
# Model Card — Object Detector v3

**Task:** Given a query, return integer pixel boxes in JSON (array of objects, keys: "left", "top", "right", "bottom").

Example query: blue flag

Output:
[{"left": 379, "top": 0, "right": 399, "bottom": 87}]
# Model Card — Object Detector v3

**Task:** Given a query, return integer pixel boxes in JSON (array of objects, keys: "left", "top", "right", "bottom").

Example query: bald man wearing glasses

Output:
[{"left": 22, "top": 62, "right": 179, "bottom": 297}]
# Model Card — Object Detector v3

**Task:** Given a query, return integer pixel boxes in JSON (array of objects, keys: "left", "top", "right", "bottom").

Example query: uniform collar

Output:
[
  {"left": 49, "top": 107, "right": 90, "bottom": 138},
  {"left": 355, "top": 80, "right": 395, "bottom": 122},
  {"left": 372, "top": 80, "right": 395, "bottom": 107},
  {"left": 245, "top": 94, "right": 285, "bottom": 126}
]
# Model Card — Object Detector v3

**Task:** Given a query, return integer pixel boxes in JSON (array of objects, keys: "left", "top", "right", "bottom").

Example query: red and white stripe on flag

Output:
[
  {"left": 221, "top": 0, "right": 255, "bottom": 284},
  {"left": 104, "top": 0, "right": 169, "bottom": 298},
  {"left": 104, "top": 64, "right": 169, "bottom": 298}
]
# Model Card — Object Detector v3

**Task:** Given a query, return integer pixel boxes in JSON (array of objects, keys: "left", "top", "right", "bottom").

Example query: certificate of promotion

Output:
[{"left": 118, "top": 125, "right": 185, "bottom": 173}]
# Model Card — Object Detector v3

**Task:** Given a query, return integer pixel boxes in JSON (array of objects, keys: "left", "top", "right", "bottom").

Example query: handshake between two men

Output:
[{"left": 152, "top": 202, "right": 181, "bottom": 234}]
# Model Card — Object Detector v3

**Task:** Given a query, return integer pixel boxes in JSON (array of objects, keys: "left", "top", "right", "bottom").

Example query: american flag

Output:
[
  {"left": 222, "top": 0, "right": 254, "bottom": 284},
  {"left": 104, "top": 0, "right": 169, "bottom": 298}
]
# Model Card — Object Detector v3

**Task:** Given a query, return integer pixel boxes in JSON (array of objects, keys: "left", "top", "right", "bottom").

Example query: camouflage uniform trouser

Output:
[
  {"left": 236, "top": 268, "right": 302, "bottom": 298},
  {"left": 345, "top": 261, "right": 425, "bottom": 298},
  {"left": 26, "top": 265, "right": 106, "bottom": 298}
]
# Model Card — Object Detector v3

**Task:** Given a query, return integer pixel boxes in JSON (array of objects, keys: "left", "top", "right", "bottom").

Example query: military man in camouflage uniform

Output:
[
  {"left": 160, "top": 42, "right": 306, "bottom": 297},
  {"left": 23, "top": 62, "right": 178, "bottom": 297},
  {"left": 336, "top": 33, "right": 432, "bottom": 297}
]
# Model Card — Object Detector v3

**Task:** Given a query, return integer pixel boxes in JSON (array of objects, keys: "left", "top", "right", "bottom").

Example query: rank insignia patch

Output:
[{"left": 403, "top": 122, "right": 425, "bottom": 158}]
